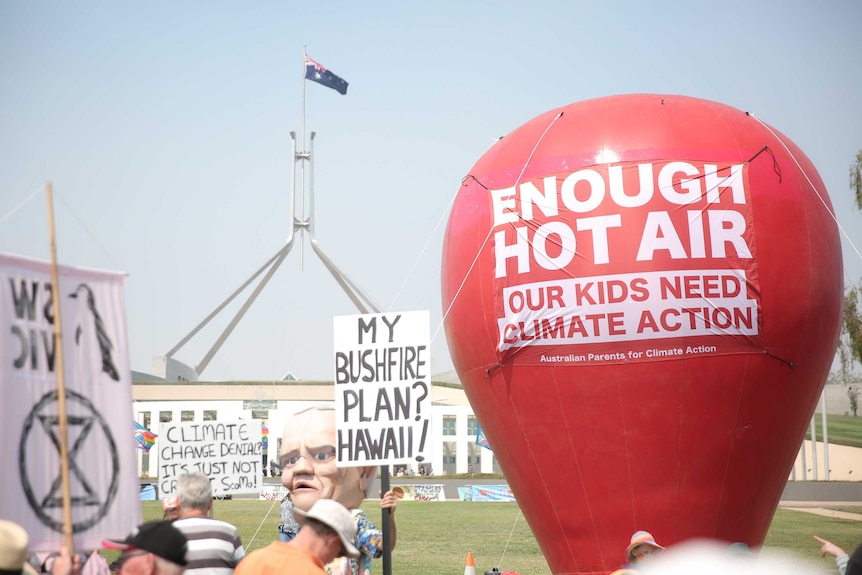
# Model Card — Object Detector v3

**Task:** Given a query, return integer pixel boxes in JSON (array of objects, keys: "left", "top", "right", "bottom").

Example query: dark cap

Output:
[{"left": 103, "top": 521, "right": 188, "bottom": 566}]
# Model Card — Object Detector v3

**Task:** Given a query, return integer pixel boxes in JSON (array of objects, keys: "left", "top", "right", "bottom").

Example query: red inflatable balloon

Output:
[{"left": 441, "top": 94, "right": 842, "bottom": 575}]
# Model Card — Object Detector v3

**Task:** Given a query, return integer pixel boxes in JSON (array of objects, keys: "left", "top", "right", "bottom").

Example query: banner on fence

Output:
[
  {"left": 259, "top": 484, "right": 288, "bottom": 501},
  {"left": 391, "top": 484, "right": 445, "bottom": 501},
  {"left": 458, "top": 485, "right": 515, "bottom": 502}
]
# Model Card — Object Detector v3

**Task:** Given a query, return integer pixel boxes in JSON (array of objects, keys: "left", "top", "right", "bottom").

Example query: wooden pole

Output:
[
  {"left": 46, "top": 181, "right": 75, "bottom": 553},
  {"left": 381, "top": 466, "right": 392, "bottom": 575}
]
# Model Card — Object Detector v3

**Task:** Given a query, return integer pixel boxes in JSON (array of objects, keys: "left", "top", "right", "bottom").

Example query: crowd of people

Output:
[
  {"left": 607, "top": 529, "right": 862, "bottom": 575},
  {"left": 391, "top": 465, "right": 432, "bottom": 477},
  {"left": 5, "top": 405, "right": 397, "bottom": 575},
  {"left": 3, "top": 405, "right": 859, "bottom": 575},
  {"left": 6, "top": 516, "right": 861, "bottom": 575}
]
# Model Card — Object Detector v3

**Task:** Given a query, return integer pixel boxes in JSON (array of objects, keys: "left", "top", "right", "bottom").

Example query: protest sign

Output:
[
  {"left": 158, "top": 420, "right": 262, "bottom": 496},
  {"left": 0, "top": 252, "right": 140, "bottom": 550},
  {"left": 333, "top": 310, "right": 431, "bottom": 466}
]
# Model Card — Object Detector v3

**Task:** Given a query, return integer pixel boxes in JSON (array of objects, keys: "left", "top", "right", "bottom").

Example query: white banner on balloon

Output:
[
  {"left": 488, "top": 160, "right": 763, "bottom": 364},
  {"left": 333, "top": 310, "right": 431, "bottom": 466},
  {"left": 0, "top": 252, "right": 140, "bottom": 550},
  {"left": 497, "top": 269, "right": 758, "bottom": 350}
]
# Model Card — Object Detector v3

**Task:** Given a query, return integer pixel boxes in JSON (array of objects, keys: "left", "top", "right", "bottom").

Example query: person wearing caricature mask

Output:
[{"left": 280, "top": 406, "right": 398, "bottom": 575}]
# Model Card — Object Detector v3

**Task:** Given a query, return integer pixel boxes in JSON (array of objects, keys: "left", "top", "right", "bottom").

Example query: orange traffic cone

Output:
[{"left": 464, "top": 552, "right": 476, "bottom": 575}]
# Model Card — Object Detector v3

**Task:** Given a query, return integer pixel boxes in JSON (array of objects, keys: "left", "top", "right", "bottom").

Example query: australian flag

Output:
[{"left": 304, "top": 54, "right": 348, "bottom": 95}]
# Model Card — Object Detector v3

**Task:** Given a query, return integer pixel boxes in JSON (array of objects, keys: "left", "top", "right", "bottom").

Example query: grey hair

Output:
[{"left": 177, "top": 471, "right": 212, "bottom": 512}]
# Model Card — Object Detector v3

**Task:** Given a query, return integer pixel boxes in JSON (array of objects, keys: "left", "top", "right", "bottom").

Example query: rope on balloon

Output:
[
  {"left": 762, "top": 350, "right": 795, "bottom": 368},
  {"left": 387, "top": 135, "right": 512, "bottom": 316},
  {"left": 386, "top": 186, "right": 458, "bottom": 313},
  {"left": 746, "top": 143, "right": 782, "bottom": 183},
  {"left": 650, "top": 145, "right": 790, "bottom": 358},
  {"left": 497, "top": 507, "right": 523, "bottom": 572},
  {"left": 432, "top": 111, "right": 566, "bottom": 357},
  {"left": 244, "top": 493, "right": 282, "bottom": 550},
  {"left": 749, "top": 114, "right": 862, "bottom": 283}
]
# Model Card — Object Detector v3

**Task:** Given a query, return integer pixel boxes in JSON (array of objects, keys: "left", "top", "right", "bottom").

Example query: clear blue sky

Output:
[{"left": 2, "top": 1, "right": 861, "bottom": 381}]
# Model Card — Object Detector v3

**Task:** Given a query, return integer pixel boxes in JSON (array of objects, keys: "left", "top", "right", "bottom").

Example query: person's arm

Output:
[
  {"left": 381, "top": 490, "right": 397, "bottom": 550},
  {"left": 50, "top": 547, "right": 81, "bottom": 575},
  {"left": 836, "top": 552, "right": 849, "bottom": 575},
  {"left": 814, "top": 536, "right": 848, "bottom": 575}
]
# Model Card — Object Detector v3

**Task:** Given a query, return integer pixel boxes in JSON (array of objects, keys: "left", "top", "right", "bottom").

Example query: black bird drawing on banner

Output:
[{"left": 69, "top": 283, "right": 120, "bottom": 381}]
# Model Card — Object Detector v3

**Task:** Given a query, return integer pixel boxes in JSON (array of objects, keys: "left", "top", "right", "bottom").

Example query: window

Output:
[
  {"left": 493, "top": 457, "right": 503, "bottom": 474},
  {"left": 181, "top": 410, "right": 194, "bottom": 422},
  {"left": 252, "top": 410, "right": 269, "bottom": 420},
  {"left": 203, "top": 410, "right": 217, "bottom": 421},
  {"left": 468, "top": 443, "right": 482, "bottom": 465},
  {"left": 159, "top": 411, "right": 172, "bottom": 423},
  {"left": 442, "top": 441, "right": 457, "bottom": 474},
  {"left": 442, "top": 415, "right": 456, "bottom": 436},
  {"left": 139, "top": 412, "right": 151, "bottom": 477},
  {"left": 467, "top": 416, "right": 478, "bottom": 437}
]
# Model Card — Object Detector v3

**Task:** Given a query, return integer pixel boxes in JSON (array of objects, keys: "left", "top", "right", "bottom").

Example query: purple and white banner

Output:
[{"left": 0, "top": 253, "right": 140, "bottom": 550}]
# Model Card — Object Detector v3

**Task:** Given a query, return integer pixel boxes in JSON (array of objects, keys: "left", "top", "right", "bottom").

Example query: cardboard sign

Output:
[
  {"left": 333, "top": 311, "right": 431, "bottom": 466},
  {"left": 158, "top": 420, "right": 263, "bottom": 496}
]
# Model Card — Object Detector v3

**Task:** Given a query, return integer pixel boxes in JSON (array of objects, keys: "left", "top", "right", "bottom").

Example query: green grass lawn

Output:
[
  {"left": 126, "top": 499, "right": 861, "bottom": 575},
  {"left": 805, "top": 414, "right": 862, "bottom": 448}
]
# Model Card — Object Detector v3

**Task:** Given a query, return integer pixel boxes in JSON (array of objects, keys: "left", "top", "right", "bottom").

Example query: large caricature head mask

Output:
[{"left": 280, "top": 406, "right": 376, "bottom": 511}]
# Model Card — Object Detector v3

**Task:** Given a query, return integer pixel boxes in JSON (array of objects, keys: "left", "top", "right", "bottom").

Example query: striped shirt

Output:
[{"left": 173, "top": 516, "right": 246, "bottom": 575}]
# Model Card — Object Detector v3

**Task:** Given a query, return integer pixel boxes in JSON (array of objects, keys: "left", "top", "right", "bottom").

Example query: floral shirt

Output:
[{"left": 326, "top": 509, "right": 384, "bottom": 575}]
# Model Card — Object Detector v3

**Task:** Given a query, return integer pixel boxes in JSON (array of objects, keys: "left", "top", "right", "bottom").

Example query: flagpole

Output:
[
  {"left": 299, "top": 45, "right": 307, "bottom": 269},
  {"left": 300, "top": 50, "right": 391, "bottom": 575},
  {"left": 298, "top": 51, "right": 391, "bottom": 575},
  {"left": 301, "top": 45, "right": 306, "bottom": 157},
  {"left": 46, "top": 181, "right": 75, "bottom": 554}
]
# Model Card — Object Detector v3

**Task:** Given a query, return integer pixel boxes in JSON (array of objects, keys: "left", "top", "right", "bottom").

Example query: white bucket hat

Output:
[
  {"left": 0, "top": 520, "right": 38, "bottom": 575},
  {"left": 295, "top": 499, "right": 360, "bottom": 558}
]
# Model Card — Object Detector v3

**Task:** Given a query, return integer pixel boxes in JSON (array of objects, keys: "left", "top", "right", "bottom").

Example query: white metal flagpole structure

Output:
[
  {"left": 164, "top": 47, "right": 379, "bottom": 377},
  {"left": 164, "top": 47, "right": 395, "bottom": 575}
]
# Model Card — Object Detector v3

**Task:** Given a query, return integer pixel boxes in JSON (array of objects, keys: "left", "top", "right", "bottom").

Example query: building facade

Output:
[{"left": 132, "top": 379, "right": 501, "bottom": 480}]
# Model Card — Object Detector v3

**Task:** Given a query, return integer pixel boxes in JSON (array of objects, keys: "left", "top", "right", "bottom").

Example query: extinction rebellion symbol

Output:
[{"left": 19, "top": 389, "right": 120, "bottom": 532}]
